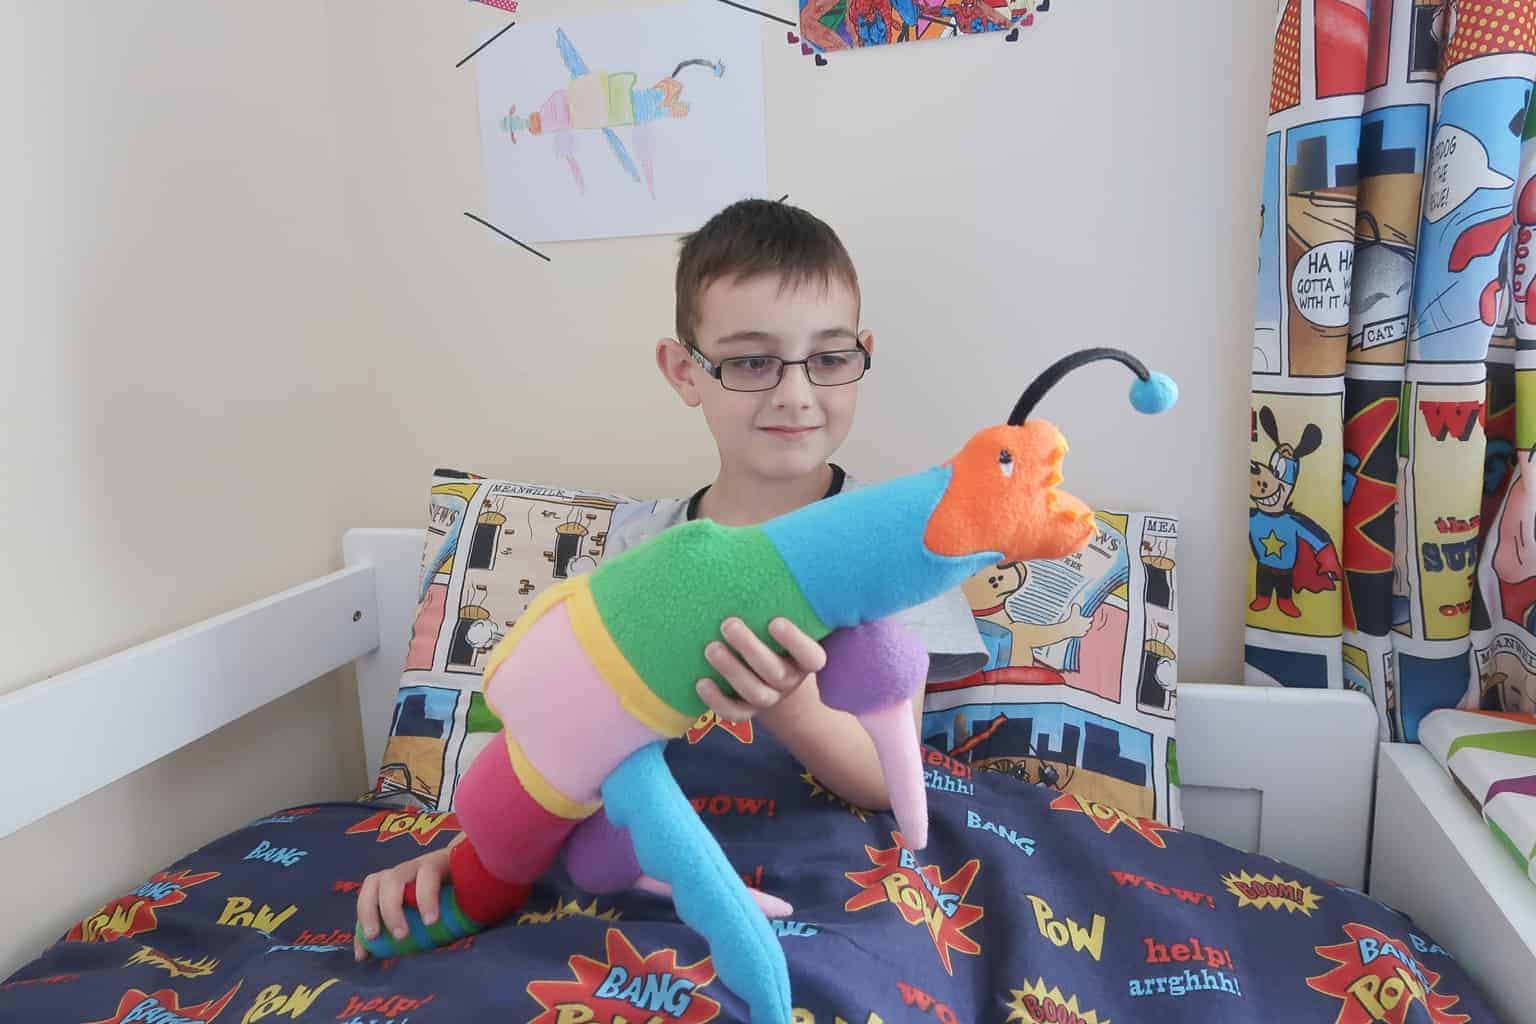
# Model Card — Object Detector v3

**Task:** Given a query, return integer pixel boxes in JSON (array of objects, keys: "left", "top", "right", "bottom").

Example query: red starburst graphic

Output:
[
  {"left": 345, "top": 809, "right": 460, "bottom": 846},
  {"left": 1481, "top": 395, "right": 1517, "bottom": 530},
  {"left": 685, "top": 711, "right": 754, "bottom": 745},
  {"left": 1307, "top": 923, "right": 1469, "bottom": 1024},
  {"left": 1342, "top": 398, "right": 1399, "bottom": 574},
  {"left": 525, "top": 928, "right": 720, "bottom": 1024},
  {"left": 843, "top": 836, "right": 984, "bottom": 973},
  {"left": 67, "top": 869, "right": 221, "bottom": 943},
  {"left": 1049, "top": 794, "right": 1177, "bottom": 848},
  {"left": 85, "top": 981, "right": 242, "bottom": 1024}
]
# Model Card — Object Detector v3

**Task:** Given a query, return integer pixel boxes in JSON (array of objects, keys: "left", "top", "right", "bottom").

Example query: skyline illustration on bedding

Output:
[
  {"left": 1244, "top": 0, "right": 1536, "bottom": 743},
  {"left": 0, "top": 721, "right": 1500, "bottom": 1023}
]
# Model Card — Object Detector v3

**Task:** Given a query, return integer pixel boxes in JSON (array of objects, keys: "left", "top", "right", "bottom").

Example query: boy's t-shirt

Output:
[{"left": 602, "top": 466, "right": 988, "bottom": 684}]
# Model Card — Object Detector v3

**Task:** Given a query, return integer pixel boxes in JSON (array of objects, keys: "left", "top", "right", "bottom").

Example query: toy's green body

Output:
[{"left": 588, "top": 519, "right": 831, "bottom": 717}]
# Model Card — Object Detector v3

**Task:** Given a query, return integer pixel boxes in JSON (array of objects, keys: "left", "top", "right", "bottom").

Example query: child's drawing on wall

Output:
[
  {"left": 499, "top": 29, "right": 725, "bottom": 201},
  {"left": 475, "top": 2, "right": 768, "bottom": 243}
]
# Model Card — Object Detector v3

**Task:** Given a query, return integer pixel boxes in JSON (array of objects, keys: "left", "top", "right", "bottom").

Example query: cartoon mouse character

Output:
[{"left": 1249, "top": 406, "right": 1341, "bottom": 618}]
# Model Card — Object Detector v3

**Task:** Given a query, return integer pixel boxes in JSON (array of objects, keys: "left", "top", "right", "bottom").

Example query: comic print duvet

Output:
[{"left": 0, "top": 721, "right": 1499, "bottom": 1024}]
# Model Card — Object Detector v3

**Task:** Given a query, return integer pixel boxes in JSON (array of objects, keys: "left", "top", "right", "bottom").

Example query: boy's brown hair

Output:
[{"left": 674, "top": 199, "right": 860, "bottom": 346}]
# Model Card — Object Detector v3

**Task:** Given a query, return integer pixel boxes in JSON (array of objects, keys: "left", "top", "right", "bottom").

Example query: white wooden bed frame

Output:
[
  {"left": 7, "top": 527, "right": 1532, "bottom": 1019},
  {"left": 1371, "top": 744, "right": 1535, "bottom": 1024}
]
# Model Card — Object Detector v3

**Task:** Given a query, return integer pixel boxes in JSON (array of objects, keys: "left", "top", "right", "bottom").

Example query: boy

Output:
[{"left": 355, "top": 199, "right": 985, "bottom": 958}]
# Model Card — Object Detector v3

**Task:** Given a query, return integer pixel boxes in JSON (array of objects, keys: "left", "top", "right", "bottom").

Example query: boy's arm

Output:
[
  {"left": 757, "top": 678, "right": 922, "bottom": 812},
  {"left": 699, "top": 617, "right": 919, "bottom": 811}
]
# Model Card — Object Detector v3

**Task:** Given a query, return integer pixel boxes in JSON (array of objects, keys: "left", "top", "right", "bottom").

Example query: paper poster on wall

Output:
[{"left": 474, "top": 1, "right": 769, "bottom": 243}]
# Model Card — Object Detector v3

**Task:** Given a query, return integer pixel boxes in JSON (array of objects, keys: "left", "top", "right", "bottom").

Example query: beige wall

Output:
[
  {"left": 1, "top": 1, "right": 367, "bottom": 972},
  {"left": 2, "top": 0, "right": 1272, "bottom": 977}
]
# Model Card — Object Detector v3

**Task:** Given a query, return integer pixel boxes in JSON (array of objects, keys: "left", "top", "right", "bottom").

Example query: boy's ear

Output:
[
  {"left": 656, "top": 338, "right": 703, "bottom": 407},
  {"left": 859, "top": 329, "right": 875, "bottom": 356}
]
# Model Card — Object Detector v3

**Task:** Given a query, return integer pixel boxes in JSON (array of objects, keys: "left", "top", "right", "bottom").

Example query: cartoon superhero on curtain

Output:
[{"left": 1250, "top": 407, "right": 1342, "bottom": 617}]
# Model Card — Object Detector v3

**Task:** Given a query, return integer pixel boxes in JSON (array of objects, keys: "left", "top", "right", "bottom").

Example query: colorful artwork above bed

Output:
[
  {"left": 795, "top": 0, "right": 1045, "bottom": 57},
  {"left": 473, "top": 1, "right": 769, "bottom": 243},
  {"left": 924, "top": 511, "right": 1181, "bottom": 826}
]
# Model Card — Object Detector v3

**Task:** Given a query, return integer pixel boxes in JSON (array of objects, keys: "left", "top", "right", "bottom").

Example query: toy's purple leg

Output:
[
  {"left": 563, "top": 808, "right": 640, "bottom": 893},
  {"left": 564, "top": 808, "right": 793, "bottom": 918},
  {"left": 817, "top": 618, "right": 931, "bottom": 848}
]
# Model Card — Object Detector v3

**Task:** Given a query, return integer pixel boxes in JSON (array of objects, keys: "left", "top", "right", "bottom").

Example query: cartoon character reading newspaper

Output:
[{"left": 960, "top": 518, "right": 1127, "bottom": 684}]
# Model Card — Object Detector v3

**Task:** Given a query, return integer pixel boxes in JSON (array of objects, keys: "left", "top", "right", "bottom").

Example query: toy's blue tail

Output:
[{"left": 602, "top": 742, "right": 791, "bottom": 1024}]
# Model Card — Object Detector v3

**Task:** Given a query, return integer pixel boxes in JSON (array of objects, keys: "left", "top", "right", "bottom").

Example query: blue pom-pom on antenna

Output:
[{"left": 1129, "top": 371, "right": 1178, "bottom": 414}]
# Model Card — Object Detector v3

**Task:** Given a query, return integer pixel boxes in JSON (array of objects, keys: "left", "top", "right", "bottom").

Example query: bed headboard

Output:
[{"left": 342, "top": 528, "right": 1379, "bottom": 889}]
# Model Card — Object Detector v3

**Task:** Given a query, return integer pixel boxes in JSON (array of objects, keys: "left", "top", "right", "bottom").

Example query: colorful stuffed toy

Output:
[{"left": 358, "top": 347, "right": 1176, "bottom": 1023}]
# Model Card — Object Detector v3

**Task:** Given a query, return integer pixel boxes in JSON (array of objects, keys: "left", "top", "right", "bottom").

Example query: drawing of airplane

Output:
[{"left": 499, "top": 28, "right": 725, "bottom": 199}]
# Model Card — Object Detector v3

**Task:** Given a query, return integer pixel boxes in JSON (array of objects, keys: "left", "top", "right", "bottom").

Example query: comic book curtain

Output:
[{"left": 1244, "top": 0, "right": 1536, "bottom": 740}]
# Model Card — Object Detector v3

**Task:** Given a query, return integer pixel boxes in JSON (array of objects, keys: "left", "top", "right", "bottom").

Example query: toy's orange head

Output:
[
  {"left": 925, "top": 347, "right": 1177, "bottom": 565},
  {"left": 927, "top": 422, "right": 1094, "bottom": 563}
]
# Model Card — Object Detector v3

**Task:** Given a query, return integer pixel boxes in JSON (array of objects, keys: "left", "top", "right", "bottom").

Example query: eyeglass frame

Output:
[{"left": 683, "top": 340, "right": 872, "bottom": 392}]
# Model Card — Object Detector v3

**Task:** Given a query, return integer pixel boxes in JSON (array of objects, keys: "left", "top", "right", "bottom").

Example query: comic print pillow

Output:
[
  {"left": 371, "top": 472, "right": 1175, "bottom": 821},
  {"left": 923, "top": 512, "right": 1182, "bottom": 827},
  {"left": 369, "top": 470, "right": 642, "bottom": 810}
]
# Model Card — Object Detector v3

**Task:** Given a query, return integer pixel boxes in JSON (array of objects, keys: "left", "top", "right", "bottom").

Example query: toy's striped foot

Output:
[
  {"left": 356, "top": 886, "right": 486, "bottom": 958},
  {"left": 357, "top": 841, "right": 534, "bottom": 959}
]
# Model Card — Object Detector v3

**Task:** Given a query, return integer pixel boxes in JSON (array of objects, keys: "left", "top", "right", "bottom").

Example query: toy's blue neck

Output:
[{"left": 759, "top": 465, "right": 1001, "bottom": 630}]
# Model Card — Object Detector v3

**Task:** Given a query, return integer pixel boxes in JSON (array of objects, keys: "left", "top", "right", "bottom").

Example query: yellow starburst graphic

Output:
[
  {"left": 517, "top": 897, "right": 622, "bottom": 925},
  {"left": 1008, "top": 978, "right": 1109, "bottom": 1024},
  {"left": 801, "top": 771, "right": 870, "bottom": 821},
  {"left": 1222, "top": 870, "right": 1322, "bottom": 915},
  {"left": 124, "top": 946, "right": 220, "bottom": 979}
]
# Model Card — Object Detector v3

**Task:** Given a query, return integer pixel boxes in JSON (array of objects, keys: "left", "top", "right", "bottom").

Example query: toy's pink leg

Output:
[
  {"left": 859, "top": 702, "right": 929, "bottom": 850},
  {"left": 564, "top": 810, "right": 794, "bottom": 917},
  {"left": 434, "top": 729, "right": 585, "bottom": 926},
  {"left": 818, "top": 619, "right": 931, "bottom": 849},
  {"left": 456, "top": 731, "right": 583, "bottom": 881},
  {"left": 635, "top": 876, "right": 793, "bottom": 919},
  {"left": 487, "top": 600, "right": 664, "bottom": 806}
]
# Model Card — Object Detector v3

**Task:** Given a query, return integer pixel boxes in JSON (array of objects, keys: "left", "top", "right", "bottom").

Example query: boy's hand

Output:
[
  {"left": 354, "top": 845, "right": 453, "bottom": 961},
  {"left": 698, "top": 617, "right": 827, "bottom": 721}
]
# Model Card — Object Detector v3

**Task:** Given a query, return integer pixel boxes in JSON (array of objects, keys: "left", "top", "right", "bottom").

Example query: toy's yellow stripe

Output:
[
  {"left": 482, "top": 579, "right": 575, "bottom": 696},
  {"left": 505, "top": 731, "right": 599, "bottom": 820},
  {"left": 565, "top": 577, "right": 695, "bottom": 736}
]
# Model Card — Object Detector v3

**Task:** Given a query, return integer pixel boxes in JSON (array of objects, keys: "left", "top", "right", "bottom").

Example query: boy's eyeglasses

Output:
[{"left": 685, "top": 342, "right": 871, "bottom": 392}]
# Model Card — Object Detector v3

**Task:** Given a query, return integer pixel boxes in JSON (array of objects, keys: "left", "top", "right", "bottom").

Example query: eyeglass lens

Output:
[{"left": 719, "top": 351, "right": 865, "bottom": 391}]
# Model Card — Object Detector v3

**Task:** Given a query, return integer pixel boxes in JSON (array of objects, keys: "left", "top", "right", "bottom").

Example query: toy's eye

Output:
[{"left": 998, "top": 449, "right": 1014, "bottom": 477}]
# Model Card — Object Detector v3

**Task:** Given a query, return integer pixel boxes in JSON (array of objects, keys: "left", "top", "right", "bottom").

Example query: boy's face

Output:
[{"left": 661, "top": 272, "right": 871, "bottom": 483}]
